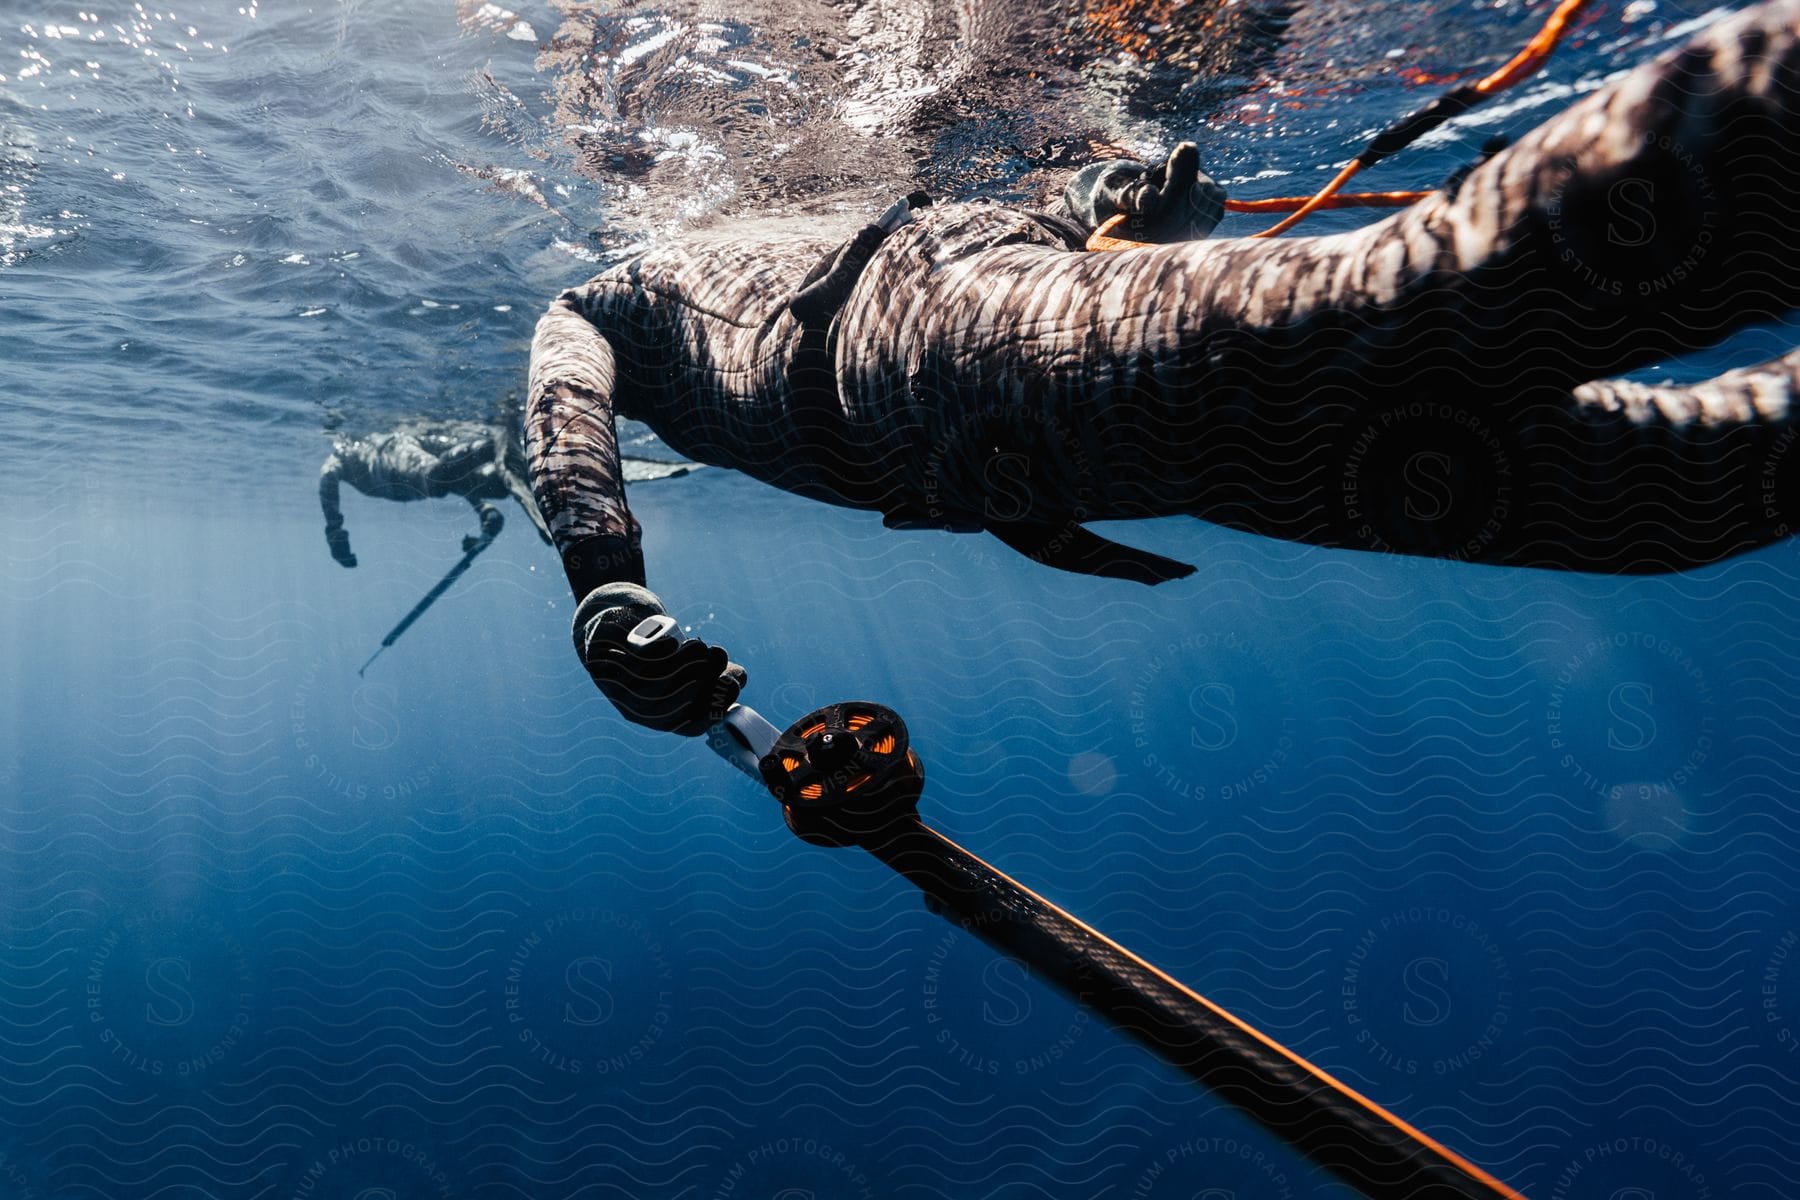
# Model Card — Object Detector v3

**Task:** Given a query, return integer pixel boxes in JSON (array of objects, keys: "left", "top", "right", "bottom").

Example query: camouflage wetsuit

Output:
[
  {"left": 528, "top": 0, "right": 1800, "bottom": 603},
  {"left": 318, "top": 420, "right": 555, "bottom": 568}
]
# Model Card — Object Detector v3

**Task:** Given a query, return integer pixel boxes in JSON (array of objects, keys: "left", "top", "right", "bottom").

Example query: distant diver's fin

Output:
[
  {"left": 986, "top": 522, "right": 1195, "bottom": 585},
  {"left": 883, "top": 510, "right": 983, "bottom": 533},
  {"left": 504, "top": 466, "right": 554, "bottom": 546},
  {"left": 623, "top": 456, "right": 702, "bottom": 484}
]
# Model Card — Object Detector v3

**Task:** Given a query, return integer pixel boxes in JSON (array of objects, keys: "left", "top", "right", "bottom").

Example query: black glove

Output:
[
  {"left": 326, "top": 522, "right": 357, "bottom": 568},
  {"left": 1065, "top": 142, "right": 1227, "bottom": 243},
  {"left": 462, "top": 504, "right": 505, "bottom": 553},
  {"left": 573, "top": 582, "right": 747, "bottom": 735}
]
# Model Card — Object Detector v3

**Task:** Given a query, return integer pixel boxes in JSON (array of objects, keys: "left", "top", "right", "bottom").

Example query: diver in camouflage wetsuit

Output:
[
  {"left": 528, "top": 0, "right": 1800, "bottom": 734},
  {"left": 319, "top": 418, "right": 702, "bottom": 568},
  {"left": 318, "top": 414, "right": 705, "bottom": 575},
  {"left": 318, "top": 420, "right": 554, "bottom": 568}
]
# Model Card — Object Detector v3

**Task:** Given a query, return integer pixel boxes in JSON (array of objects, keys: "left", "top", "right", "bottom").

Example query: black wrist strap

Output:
[{"left": 562, "top": 530, "right": 646, "bottom": 597}]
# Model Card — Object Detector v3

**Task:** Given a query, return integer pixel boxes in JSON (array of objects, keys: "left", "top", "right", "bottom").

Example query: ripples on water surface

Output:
[{"left": 6, "top": 1, "right": 1800, "bottom": 1197}]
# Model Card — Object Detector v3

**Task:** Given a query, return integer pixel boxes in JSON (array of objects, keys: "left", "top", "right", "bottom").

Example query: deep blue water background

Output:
[{"left": 6, "top": 1, "right": 1800, "bottom": 1197}]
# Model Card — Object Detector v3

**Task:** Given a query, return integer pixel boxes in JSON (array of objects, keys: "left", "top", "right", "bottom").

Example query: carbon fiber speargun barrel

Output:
[
  {"left": 863, "top": 817, "right": 1524, "bottom": 1200},
  {"left": 357, "top": 510, "right": 504, "bottom": 676},
  {"left": 746, "top": 700, "right": 1528, "bottom": 1200}
]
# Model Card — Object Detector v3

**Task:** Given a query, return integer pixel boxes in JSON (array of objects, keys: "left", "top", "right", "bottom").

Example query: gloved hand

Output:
[
  {"left": 462, "top": 504, "right": 505, "bottom": 553},
  {"left": 1065, "top": 142, "right": 1227, "bottom": 244},
  {"left": 326, "top": 523, "right": 357, "bottom": 568},
  {"left": 573, "top": 582, "right": 747, "bottom": 735}
]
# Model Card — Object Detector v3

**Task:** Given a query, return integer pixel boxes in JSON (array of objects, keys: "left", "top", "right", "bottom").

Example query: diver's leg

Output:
[
  {"left": 1492, "top": 350, "right": 1800, "bottom": 572},
  {"left": 1284, "top": 0, "right": 1800, "bottom": 391}
]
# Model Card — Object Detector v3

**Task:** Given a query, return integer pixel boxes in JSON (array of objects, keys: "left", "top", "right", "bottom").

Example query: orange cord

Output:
[
  {"left": 1085, "top": 212, "right": 1139, "bottom": 252},
  {"left": 1249, "top": 0, "right": 1593, "bottom": 239},
  {"left": 1475, "top": 0, "right": 1594, "bottom": 94},
  {"left": 1086, "top": 188, "right": 1431, "bottom": 251},
  {"left": 1225, "top": 190, "right": 1432, "bottom": 213},
  {"left": 1086, "top": 0, "right": 1596, "bottom": 251},
  {"left": 1247, "top": 159, "right": 1369, "bottom": 239}
]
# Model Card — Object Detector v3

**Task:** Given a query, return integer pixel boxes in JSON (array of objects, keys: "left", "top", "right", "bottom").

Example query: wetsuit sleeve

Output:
[
  {"left": 459, "top": 491, "right": 503, "bottom": 531},
  {"left": 318, "top": 449, "right": 356, "bottom": 567},
  {"left": 525, "top": 289, "right": 646, "bottom": 596}
]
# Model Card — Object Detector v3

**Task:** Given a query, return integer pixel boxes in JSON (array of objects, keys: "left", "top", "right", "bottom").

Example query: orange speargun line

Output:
[
  {"left": 1086, "top": 0, "right": 1594, "bottom": 252},
  {"left": 1087, "top": 189, "right": 1429, "bottom": 251},
  {"left": 1250, "top": 0, "right": 1593, "bottom": 238}
]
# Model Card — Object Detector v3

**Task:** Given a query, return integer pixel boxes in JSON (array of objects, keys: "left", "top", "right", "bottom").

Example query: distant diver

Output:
[
  {"left": 526, "top": 0, "right": 1800, "bottom": 733},
  {"left": 320, "top": 417, "right": 700, "bottom": 674},
  {"left": 319, "top": 417, "right": 700, "bottom": 567},
  {"left": 319, "top": 419, "right": 550, "bottom": 567}
]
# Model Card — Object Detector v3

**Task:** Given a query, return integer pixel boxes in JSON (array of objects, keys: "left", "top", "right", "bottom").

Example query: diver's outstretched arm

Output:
[
  {"left": 525, "top": 291, "right": 644, "bottom": 596},
  {"left": 318, "top": 431, "right": 458, "bottom": 566},
  {"left": 526, "top": 291, "right": 743, "bottom": 734},
  {"left": 458, "top": 494, "right": 505, "bottom": 551},
  {"left": 1249, "top": 0, "right": 1800, "bottom": 574},
  {"left": 319, "top": 449, "right": 357, "bottom": 568}
]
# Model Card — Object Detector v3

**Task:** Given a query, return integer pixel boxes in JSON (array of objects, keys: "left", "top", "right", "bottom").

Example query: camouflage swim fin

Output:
[
  {"left": 622, "top": 457, "right": 699, "bottom": 484},
  {"left": 504, "top": 467, "right": 554, "bottom": 545},
  {"left": 986, "top": 522, "right": 1195, "bottom": 585}
]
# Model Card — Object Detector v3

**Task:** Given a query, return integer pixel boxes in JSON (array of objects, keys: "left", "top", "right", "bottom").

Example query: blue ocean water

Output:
[{"left": 4, "top": 1, "right": 1800, "bottom": 1197}]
